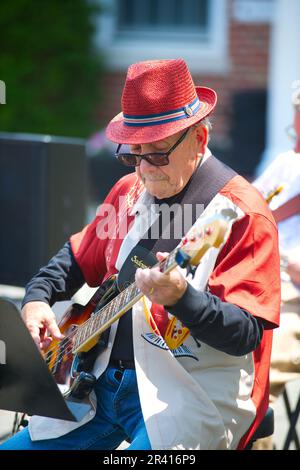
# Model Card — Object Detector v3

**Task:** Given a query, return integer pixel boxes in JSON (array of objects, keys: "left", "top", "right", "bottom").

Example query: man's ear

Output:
[{"left": 195, "top": 125, "right": 208, "bottom": 154}]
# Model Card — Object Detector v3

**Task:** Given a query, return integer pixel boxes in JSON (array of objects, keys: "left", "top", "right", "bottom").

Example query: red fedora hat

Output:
[{"left": 106, "top": 58, "right": 217, "bottom": 144}]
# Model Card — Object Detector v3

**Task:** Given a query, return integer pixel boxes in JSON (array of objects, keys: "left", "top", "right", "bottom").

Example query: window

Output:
[
  {"left": 117, "top": 0, "right": 208, "bottom": 36},
  {"left": 97, "top": 0, "right": 228, "bottom": 73}
]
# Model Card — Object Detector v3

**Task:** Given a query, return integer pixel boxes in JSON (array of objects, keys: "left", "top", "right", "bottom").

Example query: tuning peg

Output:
[
  {"left": 181, "top": 237, "right": 188, "bottom": 245},
  {"left": 175, "top": 249, "right": 191, "bottom": 268}
]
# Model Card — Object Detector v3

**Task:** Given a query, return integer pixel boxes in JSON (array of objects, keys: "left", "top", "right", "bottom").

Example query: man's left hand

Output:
[{"left": 135, "top": 252, "right": 187, "bottom": 306}]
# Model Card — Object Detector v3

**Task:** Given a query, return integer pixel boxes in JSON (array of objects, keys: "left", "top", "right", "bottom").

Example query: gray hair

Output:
[
  {"left": 193, "top": 117, "right": 212, "bottom": 131},
  {"left": 199, "top": 116, "right": 212, "bottom": 131},
  {"left": 192, "top": 117, "right": 212, "bottom": 142}
]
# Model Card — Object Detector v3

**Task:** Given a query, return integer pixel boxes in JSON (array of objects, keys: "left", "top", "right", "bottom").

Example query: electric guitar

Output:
[{"left": 44, "top": 213, "right": 231, "bottom": 400}]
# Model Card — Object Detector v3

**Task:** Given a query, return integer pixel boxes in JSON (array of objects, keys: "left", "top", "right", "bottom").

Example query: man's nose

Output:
[{"left": 139, "top": 157, "right": 155, "bottom": 171}]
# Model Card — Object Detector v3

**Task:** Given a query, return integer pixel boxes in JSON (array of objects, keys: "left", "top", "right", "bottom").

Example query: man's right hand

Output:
[{"left": 21, "top": 301, "right": 64, "bottom": 351}]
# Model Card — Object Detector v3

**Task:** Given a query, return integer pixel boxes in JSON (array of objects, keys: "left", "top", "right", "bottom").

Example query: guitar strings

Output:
[
  {"left": 43, "top": 187, "right": 176, "bottom": 370},
  {"left": 46, "top": 208, "right": 221, "bottom": 369},
  {"left": 43, "top": 187, "right": 136, "bottom": 361},
  {"left": 44, "top": 257, "right": 173, "bottom": 371},
  {"left": 43, "top": 257, "right": 170, "bottom": 367},
  {"left": 43, "top": 249, "right": 173, "bottom": 368},
  {"left": 43, "top": 279, "right": 142, "bottom": 363},
  {"left": 44, "top": 249, "right": 173, "bottom": 366}
]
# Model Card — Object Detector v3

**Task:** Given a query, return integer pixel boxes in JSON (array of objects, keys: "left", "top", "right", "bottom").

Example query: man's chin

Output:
[{"left": 145, "top": 184, "right": 173, "bottom": 199}]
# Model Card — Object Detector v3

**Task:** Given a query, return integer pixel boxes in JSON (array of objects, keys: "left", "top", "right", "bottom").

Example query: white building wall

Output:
[{"left": 257, "top": 0, "right": 300, "bottom": 174}]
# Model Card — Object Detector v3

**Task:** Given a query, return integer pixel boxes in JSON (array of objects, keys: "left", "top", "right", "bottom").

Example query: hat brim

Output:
[{"left": 105, "top": 86, "right": 217, "bottom": 144}]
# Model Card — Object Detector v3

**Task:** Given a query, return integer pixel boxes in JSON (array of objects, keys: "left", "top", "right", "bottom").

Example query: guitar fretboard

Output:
[{"left": 72, "top": 248, "right": 178, "bottom": 353}]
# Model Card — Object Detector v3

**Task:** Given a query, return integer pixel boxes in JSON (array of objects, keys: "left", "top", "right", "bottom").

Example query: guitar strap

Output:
[
  {"left": 117, "top": 156, "right": 237, "bottom": 290},
  {"left": 148, "top": 155, "right": 237, "bottom": 255}
]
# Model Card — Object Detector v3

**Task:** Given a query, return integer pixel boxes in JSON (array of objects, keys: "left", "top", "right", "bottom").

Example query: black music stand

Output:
[
  {"left": 282, "top": 387, "right": 300, "bottom": 449},
  {"left": 0, "top": 297, "right": 91, "bottom": 421}
]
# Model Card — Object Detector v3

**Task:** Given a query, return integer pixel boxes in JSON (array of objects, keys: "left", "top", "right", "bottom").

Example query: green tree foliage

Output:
[{"left": 0, "top": 0, "right": 104, "bottom": 137}]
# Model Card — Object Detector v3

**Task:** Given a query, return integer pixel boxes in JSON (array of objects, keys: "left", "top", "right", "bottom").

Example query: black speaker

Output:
[
  {"left": 0, "top": 132, "right": 87, "bottom": 287},
  {"left": 229, "top": 90, "right": 267, "bottom": 178}
]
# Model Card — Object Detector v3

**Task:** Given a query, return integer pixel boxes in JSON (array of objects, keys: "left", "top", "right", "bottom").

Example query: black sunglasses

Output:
[{"left": 115, "top": 128, "right": 189, "bottom": 167}]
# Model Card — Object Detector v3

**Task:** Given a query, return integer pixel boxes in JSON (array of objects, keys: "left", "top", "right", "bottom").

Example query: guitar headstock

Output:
[{"left": 178, "top": 215, "right": 229, "bottom": 266}]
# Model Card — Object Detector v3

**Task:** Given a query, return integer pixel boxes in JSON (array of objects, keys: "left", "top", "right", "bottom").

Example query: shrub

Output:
[{"left": 0, "top": 0, "right": 104, "bottom": 137}]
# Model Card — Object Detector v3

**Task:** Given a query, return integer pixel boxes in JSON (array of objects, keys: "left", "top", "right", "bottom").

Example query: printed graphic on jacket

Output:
[{"left": 141, "top": 298, "right": 198, "bottom": 360}]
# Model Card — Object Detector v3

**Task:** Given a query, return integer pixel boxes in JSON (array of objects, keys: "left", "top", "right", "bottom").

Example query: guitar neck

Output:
[
  {"left": 72, "top": 248, "right": 178, "bottom": 354},
  {"left": 72, "top": 214, "right": 231, "bottom": 354}
]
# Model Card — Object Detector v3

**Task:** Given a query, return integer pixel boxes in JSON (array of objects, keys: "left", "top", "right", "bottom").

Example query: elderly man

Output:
[
  {"left": 1, "top": 59, "right": 280, "bottom": 450},
  {"left": 255, "top": 91, "right": 300, "bottom": 402}
]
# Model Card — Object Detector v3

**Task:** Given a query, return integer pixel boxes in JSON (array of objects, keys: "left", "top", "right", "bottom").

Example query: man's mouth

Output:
[{"left": 142, "top": 175, "right": 168, "bottom": 182}]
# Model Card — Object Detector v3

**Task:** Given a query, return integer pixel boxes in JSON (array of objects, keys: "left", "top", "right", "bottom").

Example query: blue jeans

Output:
[{"left": 0, "top": 367, "right": 151, "bottom": 450}]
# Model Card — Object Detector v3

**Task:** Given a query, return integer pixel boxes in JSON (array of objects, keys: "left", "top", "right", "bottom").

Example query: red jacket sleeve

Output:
[
  {"left": 69, "top": 173, "right": 139, "bottom": 286},
  {"left": 208, "top": 213, "right": 281, "bottom": 329}
]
